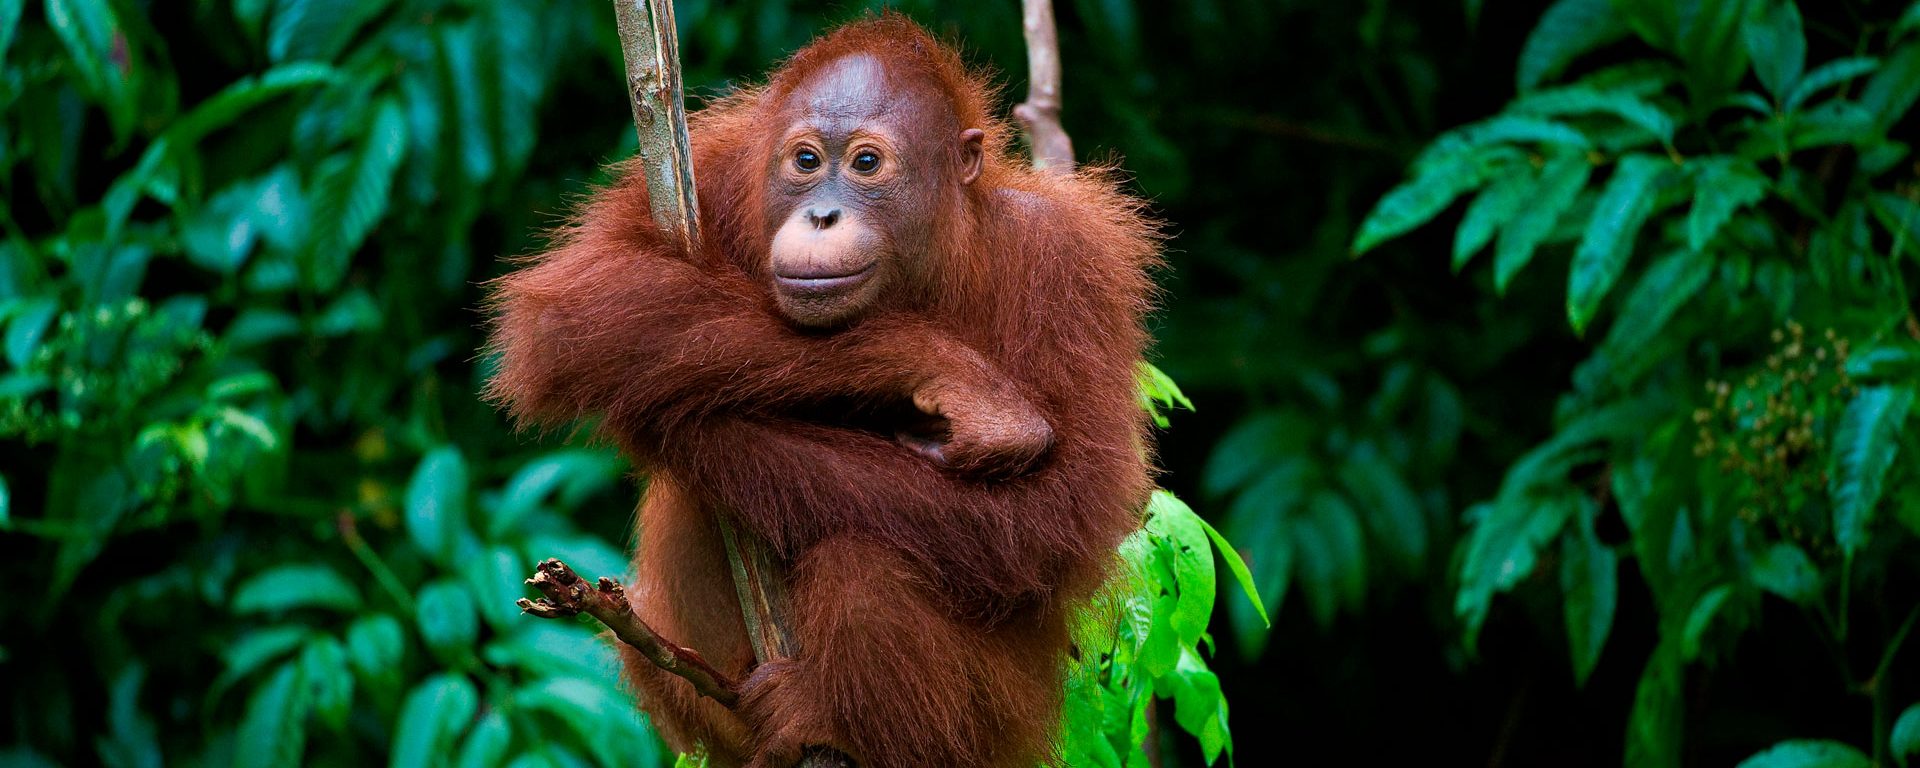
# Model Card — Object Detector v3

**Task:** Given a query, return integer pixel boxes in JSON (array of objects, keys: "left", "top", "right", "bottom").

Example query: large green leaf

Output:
[
  {"left": 301, "top": 97, "right": 408, "bottom": 292},
  {"left": 1602, "top": 248, "right": 1714, "bottom": 362},
  {"left": 1735, "top": 740, "right": 1872, "bottom": 768},
  {"left": 0, "top": 0, "right": 22, "bottom": 62},
  {"left": 231, "top": 563, "right": 363, "bottom": 614},
  {"left": 267, "top": 0, "right": 391, "bottom": 63},
  {"left": 1511, "top": 86, "right": 1676, "bottom": 145},
  {"left": 1785, "top": 57, "right": 1880, "bottom": 112},
  {"left": 1830, "top": 386, "right": 1916, "bottom": 558},
  {"left": 1687, "top": 156, "right": 1769, "bottom": 251},
  {"left": 1626, "top": 638, "right": 1684, "bottom": 768},
  {"left": 1743, "top": 0, "right": 1805, "bottom": 101},
  {"left": 1567, "top": 153, "right": 1668, "bottom": 335},
  {"left": 1145, "top": 491, "right": 1215, "bottom": 643},
  {"left": 1453, "top": 165, "right": 1532, "bottom": 272},
  {"left": 1456, "top": 494, "right": 1578, "bottom": 649},
  {"left": 1750, "top": 542, "right": 1821, "bottom": 604},
  {"left": 416, "top": 580, "right": 479, "bottom": 662},
  {"left": 1494, "top": 152, "right": 1592, "bottom": 293},
  {"left": 1893, "top": 702, "right": 1920, "bottom": 768},
  {"left": 1518, "top": 0, "right": 1630, "bottom": 90},
  {"left": 233, "top": 662, "right": 309, "bottom": 768},
  {"left": 390, "top": 674, "right": 479, "bottom": 768},
  {"left": 1352, "top": 147, "right": 1502, "bottom": 256},
  {"left": 1861, "top": 44, "right": 1920, "bottom": 133},
  {"left": 1561, "top": 513, "right": 1617, "bottom": 688},
  {"left": 1338, "top": 442, "right": 1427, "bottom": 573},
  {"left": 44, "top": 0, "right": 135, "bottom": 137},
  {"left": 406, "top": 445, "right": 470, "bottom": 564},
  {"left": 1678, "top": 0, "right": 1755, "bottom": 111}
]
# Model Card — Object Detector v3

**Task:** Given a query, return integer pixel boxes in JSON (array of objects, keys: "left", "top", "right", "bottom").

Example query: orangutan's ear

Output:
[{"left": 958, "top": 129, "right": 985, "bottom": 185}]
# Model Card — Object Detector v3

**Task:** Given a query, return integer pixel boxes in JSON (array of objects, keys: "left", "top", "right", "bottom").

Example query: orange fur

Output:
[{"left": 486, "top": 15, "right": 1159, "bottom": 767}]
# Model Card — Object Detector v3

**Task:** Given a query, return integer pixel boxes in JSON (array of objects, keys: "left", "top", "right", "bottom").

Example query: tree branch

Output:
[
  {"left": 1013, "top": 0, "right": 1074, "bottom": 173},
  {"left": 520, "top": 558, "right": 742, "bottom": 708},
  {"left": 614, "top": 0, "right": 701, "bottom": 248}
]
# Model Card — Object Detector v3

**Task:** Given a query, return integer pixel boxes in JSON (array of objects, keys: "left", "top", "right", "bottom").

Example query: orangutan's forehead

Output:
[{"left": 786, "top": 53, "right": 951, "bottom": 134}]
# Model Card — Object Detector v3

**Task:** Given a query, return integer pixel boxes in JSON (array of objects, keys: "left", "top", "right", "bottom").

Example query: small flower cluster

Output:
[{"left": 1692, "top": 321, "right": 1854, "bottom": 546}]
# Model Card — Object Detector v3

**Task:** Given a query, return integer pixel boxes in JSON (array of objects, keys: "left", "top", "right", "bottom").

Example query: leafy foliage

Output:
[{"left": 1352, "top": 0, "right": 1920, "bottom": 763}]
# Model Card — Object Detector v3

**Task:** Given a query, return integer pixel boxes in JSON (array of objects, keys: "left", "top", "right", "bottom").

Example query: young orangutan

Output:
[{"left": 487, "top": 15, "right": 1159, "bottom": 768}]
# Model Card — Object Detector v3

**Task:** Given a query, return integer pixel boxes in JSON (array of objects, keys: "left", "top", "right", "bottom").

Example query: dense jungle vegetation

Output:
[{"left": 3, "top": 0, "right": 1919, "bottom": 766}]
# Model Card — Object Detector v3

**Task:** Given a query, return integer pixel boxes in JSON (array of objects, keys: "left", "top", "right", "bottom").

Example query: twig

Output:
[
  {"left": 520, "top": 558, "right": 742, "bottom": 707},
  {"left": 1013, "top": 0, "right": 1074, "bottom": 173}
]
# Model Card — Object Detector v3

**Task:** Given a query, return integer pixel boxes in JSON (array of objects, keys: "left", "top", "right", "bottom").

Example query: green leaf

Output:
[
  {"left": 1901, "top": 3, "right": 1920, "bottom": 39},
  {"left": 1861, "top": 44, "right": 1920, "bottom": 134},
  {"left": 170, "top": 63, "right": 338, "bottom": 146},
  {"left": 406, "top": 446, "right": 470, "bottom": 563},
  {"left": 1743, "top": 0, "right": 1806, "bottom": 100},
  {"left": 302, "top": 98, "right": 408, "bottom": 292},
  {"left": 267, "top": 0, "right": 391, "bottom": 63},
  {"left": 1751, "top": 542, "right": 1821, "bottom": 604},
  {"left": 1453, "top": 166, "right": 1532, "bottom": 272},
  {"left": 416, "top": 580, "right": 479, "bottom": 661},
  {"left": 1785, "top": 57, "right": 1880, "bottom": 112},
  {"left": 391, "top": 674, "right": 479, "bottom": 768},
  {"left": 1848, "top": 341, "right": 1920, "bottom": 383},
  {"left": 1626, "top": 638, "right": 1684, "bottom": 768},
  {"left": 1338, "top": 442, "right": 1428, "bottom": 572},
  {"left": 1603, "top": 249, "right": 1714, "bottom": 358},
  {"left": 1894, "top": 702, "right": 1920, "bottom": 768},
  {"left": 514, "top": 677, "right": 660, "bottom": 768},
  {"left": 4, "top": 297, "right": 57, "bottom": 368},
  {"left": 234, "top": 662, "right": 309, "bottom": 768},
  {"left": 1677, "top": 0, "right": 1754, "bottom": 112},
  {"left": 1567, "top": 153, "right": 1668, "bottom": 335},
  {"left": 1352, "top": 148, "right": 1500, "bottom": 257},
  {"left": 1136, "top": 361, "right": 1195, "bottom": 428},
  {"left": 454, "top": 712, "right": 512, "bottom": 768},
  {"left": 0, "top": 0, "right": 21, "bottom": 74},
  {"left": 1870, "top": 192, "right": 1920, "bottom": 265},
  {"left": 44, "top": 0, "right": 135, "bottom": 138},
  {"left": 1735, "top": 740, "right": 1872, "bottom": 768},
  {"left": 1687, "top": 157, "right": 1769, "bottom": 251},
  {"left": 208, "top": 627, "right": 312, "bottom": 711},
  {"left": 1145, "top": 491, "right": 1215, "bottom": 643},
  {"left": 299, "top": 637, "right": 353, "bottom": 731},
  {"left": 1191, "top": 503, "right": 1268, "bottom": 627},
  {"left": 1495, "top": 152, "right": 1592, "bottom": 293},
  {"left": 1561, "top": 517, "right": 1617, "bottom": 688},
  {"left": 1518, "top": 0, "right": 1631, "bottom": 90},
  {"left": 1830, "top": 386, "right": 1916, "bottom": 558},
  {"left": 1681, "top": 584, "right": 1734, "bottom": 661},
  {"left": 232, "top": 563, "right": 362, "bottom": 614},
  {"left": 1511, "top": 86, "right": 1676, "bottom": 145},
  {"left": 1456, "top": 494, "right": 1578, "bottom": 649},
  {"left": 490, "top": 449, "right": 623, "bottom": 538},
  {"left": 345, "top": 614, "right": 405, "bottom": 688}
]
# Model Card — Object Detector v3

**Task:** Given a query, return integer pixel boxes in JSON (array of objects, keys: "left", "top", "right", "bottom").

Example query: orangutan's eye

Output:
[
  {"left": 851, "top": 150, "right": 882, "bottom": 174},
  {"left": 794, "top": 149, "right": 822, "bottom": 172}
]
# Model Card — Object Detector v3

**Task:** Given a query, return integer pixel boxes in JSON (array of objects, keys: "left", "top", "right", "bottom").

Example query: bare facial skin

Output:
[{"left": 765, "top": 55, "right": 984, "bottom": 327}]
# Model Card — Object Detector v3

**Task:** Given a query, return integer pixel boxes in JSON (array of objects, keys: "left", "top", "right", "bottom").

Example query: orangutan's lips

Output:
[{"left": 774, "top": 262, "right": 876, "bottom": 295}]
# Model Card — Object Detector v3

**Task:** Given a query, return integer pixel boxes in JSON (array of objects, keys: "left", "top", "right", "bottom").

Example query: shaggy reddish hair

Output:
[{"left": 487, "top": 14, "right": 1160, "bottom": 768}]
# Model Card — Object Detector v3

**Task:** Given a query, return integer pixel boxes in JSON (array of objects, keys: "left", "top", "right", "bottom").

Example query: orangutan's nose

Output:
[{"left": 805, "top": 207, "right": 841, "bottom": 230}]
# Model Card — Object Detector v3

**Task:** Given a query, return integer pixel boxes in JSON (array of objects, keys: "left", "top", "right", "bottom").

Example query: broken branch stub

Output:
[{"left": 520, "top": 558, "right": 742, "bottom": 708}]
